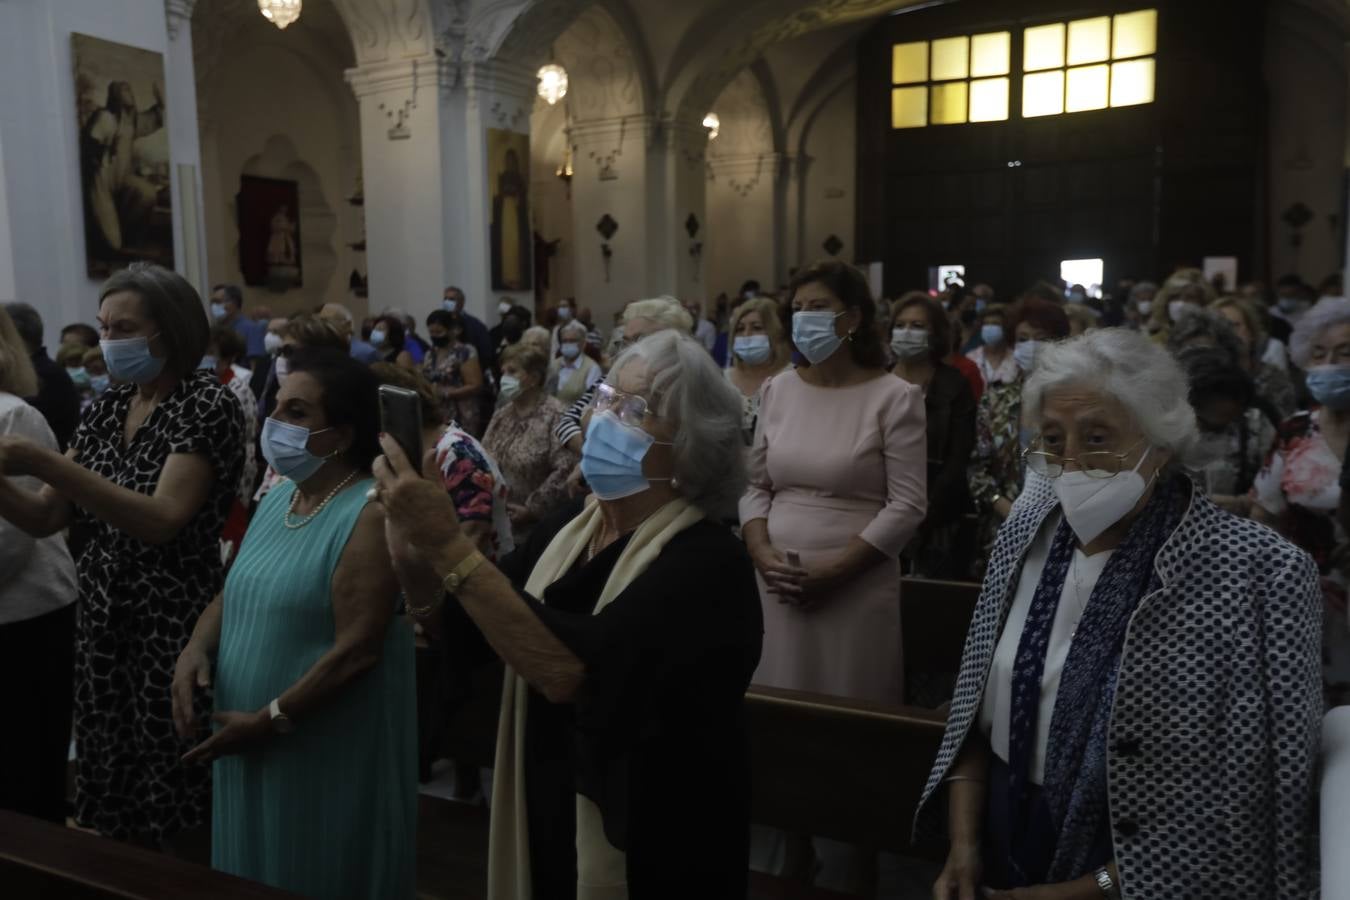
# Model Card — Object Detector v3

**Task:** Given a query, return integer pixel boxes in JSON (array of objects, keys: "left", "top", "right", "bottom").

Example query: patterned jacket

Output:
[{"left": 914, "top": 480, "right": 1322, "bottom": 899}]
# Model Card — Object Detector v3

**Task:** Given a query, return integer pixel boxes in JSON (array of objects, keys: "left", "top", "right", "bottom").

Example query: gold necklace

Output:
[{"left": 285, "top": 471, "right": 360, "bottom": 529}]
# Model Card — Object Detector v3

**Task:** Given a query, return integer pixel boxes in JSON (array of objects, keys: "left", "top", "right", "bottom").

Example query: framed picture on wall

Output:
[
  {"left": 488, "top": 128, "right": 532, "bottom": 291},
  {"left": 237, "top": 175, "right": 302, "bottom": 290},
  {"left": 71, "top": 33, "right": 174, "bottom": 278}
]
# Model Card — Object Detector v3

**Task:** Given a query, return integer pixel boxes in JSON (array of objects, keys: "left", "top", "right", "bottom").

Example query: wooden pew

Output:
[
  {"left": 0, "top": 811, "right": 298, "bottom": 899},
  {"left": 900, "top": 576, "right": 980, "bottom": 678},
  {"left": 744, "top": 685, "right": 948, "bottom": 860}
]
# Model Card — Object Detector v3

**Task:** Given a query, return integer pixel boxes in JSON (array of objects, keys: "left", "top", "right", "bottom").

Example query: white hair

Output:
[
  {"left": 1023, "top": 327, "right": 1200, "bottom": 466},
  {"left": 1289, "top": 296, "right": 1350, "bottom": 368},
  {"left": 607, "top": 330, "right": 746, "bottom": 518},
  {"left": 319, "top": 302, "right": 353, "bottom": 325},
  {"left": 559, "top": 319, "right": 588, "bottom": 341},
  {"left": 622, "top": 297, "right": 693, "bottom": 333}
]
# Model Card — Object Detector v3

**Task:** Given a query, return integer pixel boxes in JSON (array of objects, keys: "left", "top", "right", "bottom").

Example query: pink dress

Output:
[{"left": 740, "top": 370, "right": 927, "bottom": 704}]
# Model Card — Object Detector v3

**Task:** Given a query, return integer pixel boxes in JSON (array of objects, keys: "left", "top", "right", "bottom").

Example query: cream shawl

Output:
[{"left": 487, "top": 496, "right": 705, "bottom": 900}]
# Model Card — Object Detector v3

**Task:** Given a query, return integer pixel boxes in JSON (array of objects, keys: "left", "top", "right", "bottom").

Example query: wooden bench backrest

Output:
[
  {"left": 901, "top": 576, "right": 981, "bottom": 675},
  {"left": 0, "top": 812, "right": 299, "bottom": 899},
  {"left": 745, "top": 686, "right": 947, "bottom": 858}
]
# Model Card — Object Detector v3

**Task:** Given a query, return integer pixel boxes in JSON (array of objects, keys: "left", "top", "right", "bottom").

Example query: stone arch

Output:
[{"left": 551, "top": 3, "right": 647, "bottom": 122}]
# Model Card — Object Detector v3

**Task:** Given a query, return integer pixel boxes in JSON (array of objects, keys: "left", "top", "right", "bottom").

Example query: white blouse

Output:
[{"left": 978, "top": 512, "right": 1114, "bottom": 784}]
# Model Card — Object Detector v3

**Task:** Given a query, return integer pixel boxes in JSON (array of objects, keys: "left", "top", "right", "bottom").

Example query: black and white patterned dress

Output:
[{"left": 70, "top": 369, "right": 244, "bottom": 841}]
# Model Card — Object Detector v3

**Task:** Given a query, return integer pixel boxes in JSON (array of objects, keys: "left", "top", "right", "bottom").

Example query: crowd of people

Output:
[{"left": 0, "top": 257, "right": 1339, "bottom": 898}]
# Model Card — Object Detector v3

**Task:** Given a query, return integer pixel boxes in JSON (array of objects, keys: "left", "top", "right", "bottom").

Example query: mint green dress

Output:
[{"left": 212, "top": 479, "right": 417, "bottom": 899}]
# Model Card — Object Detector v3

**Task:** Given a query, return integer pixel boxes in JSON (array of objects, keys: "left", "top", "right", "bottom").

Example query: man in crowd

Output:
[
  {"left": 442, "top": 285, "right": 496, "bottom": 373},
  {"left": 318, "top": 303, "right": 380, "bottom": 364},
  {"left": 4, "top": 303, "right": 80, "bottom": 451}
]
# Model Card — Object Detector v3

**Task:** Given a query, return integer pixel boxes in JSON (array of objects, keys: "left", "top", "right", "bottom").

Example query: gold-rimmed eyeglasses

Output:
[
  {"left": 1022, "top": 437, "right": 1147, "bottom": 479},
  {"left": 587, "top": 383, "right": 655, "bottom": 429}
]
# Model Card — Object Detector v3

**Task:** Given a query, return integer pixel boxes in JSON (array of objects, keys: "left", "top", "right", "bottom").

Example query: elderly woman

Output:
[
  {"left": 548, "top": 318, "right": 602, "bottom": 407},
  {"left": 374, "top": 330, "right": 762, "bottom": 896},
  {"left": 1124, "top": 281, "right": 1156, "bottom": 330},
  {"left": 920, "top": 328, "right": 1321, "bottom": 900},
  {"left": 1144, "top": 268, "right": 1215, "bottom": 343},
  {"left": 968, "top": 297, "right": 1071, "bottom": 570},
  {"left": 1212, "top": 295, "right": 1297, "bottom": 417},
  {"left": 1179, "top": 348, "right": 1275, "bottom": 518},
  {"left": 890, "top": 292, "right": 976, "bottom": 578},
  {"left": 726, "top": 296, "right": 793, "bottom": 445},
  {"left": 422, "top": 310, "right": 484, "bottom": 437},
  {"left": 174, "top": 349, "right": 417, "bottom": 897},
  {"left": 1168, "top": 306, "right": 1294, "bottom": 424},
  {"left": 1251, "top": 297, "right": 1350, "bottom": 707},
  {"left": 483, "top": 343, "right": 577, "bottom": 544},
  {"left": 0, "top": 308, "right": 78, "bottom": 823},
  {"left": 0, "top": 263, "right": 244, "bottom": 853},
  {"left": 555, "top": 297, "right": 693, "bottom": 454},
  {"left": 743, "top": 261, "right": 926, "bottom": 705}
]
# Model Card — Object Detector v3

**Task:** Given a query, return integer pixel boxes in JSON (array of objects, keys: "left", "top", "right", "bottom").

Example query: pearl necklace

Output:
[{"left": 285, "top": 471, "right": 361, "bottom": 529}]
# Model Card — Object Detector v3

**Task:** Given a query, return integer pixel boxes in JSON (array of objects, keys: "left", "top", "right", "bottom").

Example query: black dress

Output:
[
  {"left": 70, "top": 370, "right": 244, "bottom": 840},
  {"left": 445, "top": 500, "right": 763, "bottom": 898}
]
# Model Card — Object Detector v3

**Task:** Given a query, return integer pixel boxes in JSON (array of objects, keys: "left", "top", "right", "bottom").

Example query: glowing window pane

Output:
[
  {"left": 1067, "top": 17, "right": 1111, "bottom": 65},
  {"left": 892, "top": 86, "right": 927, "bottom": 128},
  {"left": 1113, "top": 9, "right": 1157, "bottom": 59},
  {"left": 1023, "top": 23, "right": 1064, "bottom": 71},
  {"left": 969, "top": 77, "right": 1009, "bottom": 122},
  {"left": 892, "top": 42, "right": 928, "bottom": 84},
  {"left": 931, "top": 36, "right": 969, "bottom": 81},
  {"left": 1022, "top": 69, "right": 1065, "bottom": 117},
  {"left": 971, "top": 32, "right": 1010, "bottom": 77},
  {"left": 1110, "top": 58, "right": 1154, "bottom": 107},
  {"left": 930, "top": 81, "right": 968, "bottom": 124},
  {"left": 1066, "top": 64, "right": 1109, "bottom": 112}
]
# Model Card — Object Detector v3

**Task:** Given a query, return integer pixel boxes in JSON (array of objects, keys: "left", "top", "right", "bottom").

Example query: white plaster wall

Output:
[
  {"left": 199, "top": 40, "right": 361, "bottom": 317},
  {"left": 529, "top": 101, "right": 576, "bottom": 311},
  {"left": 0, "top": 0, "right": 197, "bottom": 344},
  {"left": 0, "top": 127, "right": 16, "bottom": 303},
  {"left": 705, "top": 68, "right": 776, "bottom": 299},
  {"left": 1265, "top": 5, "right": 1347, "bottom": 284},
  {"left": 799, "top": 77, "right": 856, "bottom": 271}
]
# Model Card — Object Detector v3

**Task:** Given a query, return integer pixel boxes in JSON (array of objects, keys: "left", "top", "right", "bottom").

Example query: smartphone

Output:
[
  {"left": 785, "top": 550, "right": 802, "bottom": 569},
  {"left": 378, "top": 385, "right": 423, "bottom": 466}
]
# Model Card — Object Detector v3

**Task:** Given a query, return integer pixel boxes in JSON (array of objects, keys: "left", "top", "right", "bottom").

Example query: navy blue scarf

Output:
[{"left": 1005, "top": 474, "right": 1188, "bottom": 885}]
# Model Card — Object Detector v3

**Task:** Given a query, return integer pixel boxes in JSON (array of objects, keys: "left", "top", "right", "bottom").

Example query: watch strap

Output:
[{"left": 442, "top": 549, "right": 488, "bottom": 594}]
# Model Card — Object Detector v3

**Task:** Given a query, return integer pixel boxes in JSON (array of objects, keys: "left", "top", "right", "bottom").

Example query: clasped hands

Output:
[{"left": 746, "top": 541, "right": 842, "bottom": 609}]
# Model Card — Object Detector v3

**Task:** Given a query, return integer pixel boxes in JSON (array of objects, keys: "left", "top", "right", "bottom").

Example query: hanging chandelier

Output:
[
  {"left": 537, "top": 64, "right": 569, "bottom": 106},
  {"left": 703, "top": 112, "right": 720, "bottom": 141},
  {"left": 258, "top": 0, "right": 302, "bottom": 30}
]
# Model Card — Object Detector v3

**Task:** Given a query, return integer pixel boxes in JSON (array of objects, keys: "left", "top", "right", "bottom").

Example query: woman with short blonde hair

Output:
[{"left": 726, "top": 297, "right": 791, "bottom": 444}]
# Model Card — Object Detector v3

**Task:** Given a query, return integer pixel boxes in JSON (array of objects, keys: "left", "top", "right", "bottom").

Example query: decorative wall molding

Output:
[
  {"left": 707, "top": 152, "right": 783, "bottom": 197},
  {"left": 331, "top": 0, "right": 435, "bottom": 66},
  {"left": 346, "top": 54, "right": 453, "bottom": 139},
  {"left": 165, "top": 0, "right": 199, "bottom": 37},
  {"left": 463, "top": 58, "right": 537, "bottom": 125}
]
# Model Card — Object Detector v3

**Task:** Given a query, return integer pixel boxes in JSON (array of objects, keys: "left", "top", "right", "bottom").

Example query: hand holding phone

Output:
[{"left": 378, "top": 385, "right": 423, "bottom": 468}]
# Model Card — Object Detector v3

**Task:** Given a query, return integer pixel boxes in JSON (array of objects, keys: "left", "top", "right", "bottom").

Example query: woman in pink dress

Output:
[{"left": 741, "top": 261, "right": 927, "bottom": 705}]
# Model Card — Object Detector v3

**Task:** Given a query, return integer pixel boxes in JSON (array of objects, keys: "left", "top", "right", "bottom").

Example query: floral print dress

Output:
[
  {"left": 423, "top": 342, "right": 482, "bottom": 437},
  {"left": 1251, "top": 409, "right": 1350, "bottom": 706}
]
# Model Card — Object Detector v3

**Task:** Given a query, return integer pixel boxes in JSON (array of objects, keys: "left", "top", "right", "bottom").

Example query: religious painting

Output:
[
  {"left": 71, "top": 33, "right": 174, "bottom": 278},
  {"left": 488, "top": 128, "right": 532, "bottom": 291},
  {"left": 236, "top": 176, "right": 302, "bottom": 290}
]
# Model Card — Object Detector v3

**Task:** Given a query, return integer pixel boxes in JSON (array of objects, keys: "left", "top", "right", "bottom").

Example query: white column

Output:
[
  {"left": 650, "top": 118, "right": 709, "bottom": 302},
  {"left": 345, "top": 55, "right": 455, "bottom": 323},
  {"left": 163, "top": 0, "right": 208, "bottom": 295},
  {"left": 0, "top": 126, "right": 16, "bottom": 304}
]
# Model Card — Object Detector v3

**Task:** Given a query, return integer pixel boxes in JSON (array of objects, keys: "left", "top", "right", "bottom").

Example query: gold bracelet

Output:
[{"left": 404, "top": 593, "right": 443, "bottom": 617}]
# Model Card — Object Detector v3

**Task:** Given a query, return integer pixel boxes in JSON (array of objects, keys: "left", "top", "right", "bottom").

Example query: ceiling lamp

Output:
[
  {"left": 537, "top": 64, "right": 569, "bottom": 106},
  {"left": 257, "top": 0, "right": 302, "bottom": 29},
  {"left": 703, "top": 112, "right": 720, "bottom": 141}
]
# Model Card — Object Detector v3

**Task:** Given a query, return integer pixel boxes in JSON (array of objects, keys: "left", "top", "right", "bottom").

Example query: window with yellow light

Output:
[
  {"left": 891, "top": 29, "right": 1010, "bottom": 128},
  {"left": 1022, "top": 8, "right": 1157, "bottom": 119}
]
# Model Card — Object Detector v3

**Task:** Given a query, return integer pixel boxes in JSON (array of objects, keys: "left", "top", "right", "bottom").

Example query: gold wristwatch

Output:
[{"left": 442, "top": 549, "right": 487, "bottom": 594}]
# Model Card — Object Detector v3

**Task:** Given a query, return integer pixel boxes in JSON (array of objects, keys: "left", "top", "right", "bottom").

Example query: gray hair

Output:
[
  {"left": 1024, "top": 327, "right": 1200, "bottom": 466},
  {"left": 319, "top": 302, "right": 354, "bottom": 325},
  {"left": 1165, "top": 309, "right": 1244, "bottom": 367},
  {"left": 558, "top": 319, "right": 588, "bottom": 341},
  {"left": 607, "top": 330, "right": 746, "bottom": 518},
  {"left": 3, "top": 302, "right": 43, "bottom": 351},
  {"left": 1290, "top": 296, "right": 1350, "bottom": 368},
  {"left": 622, "top": 297, "right": 694, "bottom": 333},
  {"left": 1129, "top": 281, "right": 1157, "bottom": 300}
]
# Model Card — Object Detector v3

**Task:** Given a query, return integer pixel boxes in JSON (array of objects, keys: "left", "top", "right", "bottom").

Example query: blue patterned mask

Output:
[
  {"left": 261, "top": 418, "right": 335, "bottom": 483},
  {"left": 100, "top": 334, "right": 164, "bottom": 384},
  {"left": 580, "top": 411, "right": 672, "bottom": 500}
]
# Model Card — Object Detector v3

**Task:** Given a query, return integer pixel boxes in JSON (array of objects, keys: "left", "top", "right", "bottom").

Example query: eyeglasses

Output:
[
  {"left": 1022, "top": 437, "right": 1146, "bottom": 479},
  {"left": 588, "top": 383, "right": 655, "bottom": 428}
]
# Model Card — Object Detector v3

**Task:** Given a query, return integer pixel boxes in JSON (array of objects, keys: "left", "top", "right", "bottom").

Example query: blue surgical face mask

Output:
[
  {"left": 1277, "top": 296, "right": 1304, "bottom": 315},
  {"left": 560, "top": 342, "right": 581, "bottom": 360},
  {"left": 981, "top": 324, "right": 1005, "bottom": 346},
  {"left": 890, "top": 327, "right": 929, "bottom": 360},
  {"left": 733, "top": 334, "right": 772, "bottom": 366},
  {"left": 1306, "top": 365, "right": 1350, "bottom": 410},
  {"left": 369, "top": 328, "right": 387, "bottom": 347},
  {"left": 443, "top": 298, "right": 459, "bottom": 313},
  {"left": 1013, "top": 338, "right": 1040, "bottom": 372},
  {"left": 975, "top": 298, "right": 988, "bottom": 314},
  {"left": 199, "top": 355, "right": 217, "bottom": 371},
  {"left": 260, "top": 418, "right": 336, "bottom": 483},
  {"left": 791, "top": 310, "right": 845, "bottom": 365},
  {"left": 66, "top": 366, "right": 89, "bottom": 387},
  {"left": 557, "top": 307, "right": 574, "bottom": 321},
  {"left": 100, "top": 334, "right": 165, "bottom": 384},
  {"left": 210, "top": 303, "right": 227, "bottom": 320},
  {"left": 90, "top": 374, "right": 110, "bottom": 395},
  {"left": 579, "top": 411, "right": 672, "bottom": 501}
]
